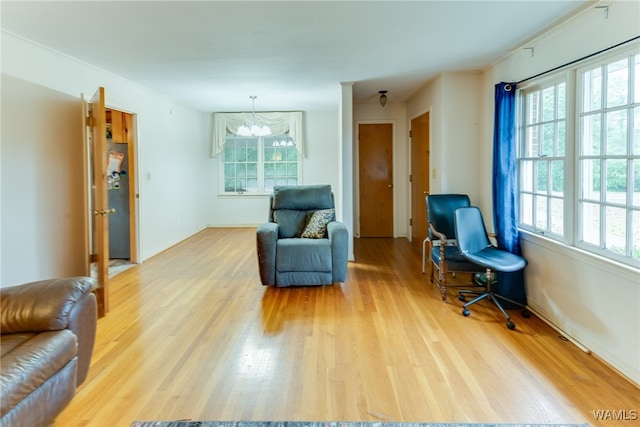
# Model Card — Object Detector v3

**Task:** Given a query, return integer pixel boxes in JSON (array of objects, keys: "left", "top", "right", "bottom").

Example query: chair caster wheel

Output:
[
  {"left": 458, "top": 294, "right": 466, "bottom": 302},
  {"left": 522, "top": 309, "right": 532, "bottom": 318},
  {"left": 507, "top": 320, "right": 516, "bottom": 330},
  {"left": 462, "top": 308, "right": 470, "bottom": 317}
]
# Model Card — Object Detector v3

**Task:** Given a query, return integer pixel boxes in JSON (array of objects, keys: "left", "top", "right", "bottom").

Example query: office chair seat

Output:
[{"left": 462, "top": 246, "right": 527, "bottom": 273}]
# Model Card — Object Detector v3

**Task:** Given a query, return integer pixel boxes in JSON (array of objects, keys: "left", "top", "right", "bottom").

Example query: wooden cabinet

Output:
[{"left": 107, "top": 109, "right": 133, "bottom": 144}]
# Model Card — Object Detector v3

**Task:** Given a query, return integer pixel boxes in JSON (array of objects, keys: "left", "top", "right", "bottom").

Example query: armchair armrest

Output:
[
  {"left": 327, "top": 221, "right": 349, "bottom": 283},
  {"left": 256, "top": 222, "right": 279, "bottom": 286},
  {"left": 1, "top": 277, "right": 96, "bottom": 333},
  {"left": 0, "top": 276, "right": 98, "bottom": 385},
  {"left": 428, "top": 223, "right": 447, "bottom": 242}
]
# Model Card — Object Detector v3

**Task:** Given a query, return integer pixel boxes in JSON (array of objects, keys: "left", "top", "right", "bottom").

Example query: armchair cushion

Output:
[
  {"left": 277, "top": 238, "right": 332, "bottom": 272},
  {"left": 273, "top": 210, "right": 308, "bottom": 238}
]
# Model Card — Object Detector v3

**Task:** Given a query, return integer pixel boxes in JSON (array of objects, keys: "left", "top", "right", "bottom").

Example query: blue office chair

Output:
[
  {"left": 453, "top": 206, "right": 531, "bottom": 330},
  {"left": 423, "top": 194, "right": 485, "bottom": 302}
]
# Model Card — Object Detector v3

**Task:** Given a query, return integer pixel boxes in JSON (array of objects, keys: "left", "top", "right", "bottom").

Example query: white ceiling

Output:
[{"left": 1, "top": 0, "right": 592, "bottom": 112}]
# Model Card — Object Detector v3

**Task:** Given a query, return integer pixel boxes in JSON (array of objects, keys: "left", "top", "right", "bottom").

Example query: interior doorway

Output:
[
  {"left": 358, "top": 123, "right": 394, "bottom": 237},
  {"left": 105, "top": 108, "right": 138, "bottom": 268},
  {"left": 410, "top": 112, "right": 430, "bottom": 250}
]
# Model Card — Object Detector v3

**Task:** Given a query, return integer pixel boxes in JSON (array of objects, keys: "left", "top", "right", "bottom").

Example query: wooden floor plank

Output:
[{"left": 55, "top": 228, "right": 638, "bottom": 426}]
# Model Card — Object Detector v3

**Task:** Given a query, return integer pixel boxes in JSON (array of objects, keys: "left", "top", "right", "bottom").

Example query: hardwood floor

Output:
[{"left": 55, "top": 228, "right": 638, "bottom": 426}]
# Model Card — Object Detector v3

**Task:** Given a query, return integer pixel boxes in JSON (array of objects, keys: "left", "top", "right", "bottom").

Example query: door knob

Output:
[{"left": 93, "top": 208, "right": 116, "bottom": 216}]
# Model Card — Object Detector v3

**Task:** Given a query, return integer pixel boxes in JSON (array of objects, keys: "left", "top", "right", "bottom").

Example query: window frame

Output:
[{"left": 516, "top": 44, "right": 640, "bottom": 268}]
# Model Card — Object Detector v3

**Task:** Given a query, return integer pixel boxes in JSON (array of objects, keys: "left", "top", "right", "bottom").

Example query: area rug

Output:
[{"left": 131, "top": 421, "right": 589, "bottom": 427}]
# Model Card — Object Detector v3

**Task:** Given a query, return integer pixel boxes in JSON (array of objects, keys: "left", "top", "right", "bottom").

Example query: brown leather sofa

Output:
[{"left": 1, "top": 277, "right": 98, "bottom": 427}]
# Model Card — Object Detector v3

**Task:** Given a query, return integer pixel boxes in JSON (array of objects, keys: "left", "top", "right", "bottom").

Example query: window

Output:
[
  {"left": 222, "top": 133, "right": 300, "bottom": 194},
  {"left": 517, "top": 46, "right": 640, "bottom": 267},
  {"left": 519, "top": 80, "right": 567, "bottom": 238}
]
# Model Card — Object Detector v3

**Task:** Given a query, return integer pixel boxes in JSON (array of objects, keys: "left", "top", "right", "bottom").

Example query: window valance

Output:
[{"left": 211, "top": 111, "right": 303, "bottom": 157}]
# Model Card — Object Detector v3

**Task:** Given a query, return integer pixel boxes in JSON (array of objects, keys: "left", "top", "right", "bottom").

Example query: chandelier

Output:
[{"left": 237, "top": 96, "right": 271, "bottom": 136}]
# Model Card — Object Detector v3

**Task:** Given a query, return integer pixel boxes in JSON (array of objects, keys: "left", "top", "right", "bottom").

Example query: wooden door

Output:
[
  {"left": 410, "top": 112, "right": 430, "bottom": 249},
  {"left": 86, "top": 87, "right": 110, "bottom": 316},
  {"left": 359, "top": 123, "right": 393, "bottom": 237}
]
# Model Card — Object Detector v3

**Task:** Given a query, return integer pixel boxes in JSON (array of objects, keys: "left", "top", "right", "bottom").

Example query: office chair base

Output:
[{"left": 461, "top": 291, "right": 531, "bottom": 330}]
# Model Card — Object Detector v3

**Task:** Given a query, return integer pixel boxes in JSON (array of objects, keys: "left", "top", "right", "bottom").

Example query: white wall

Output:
[
  {"left": 1, "top": 31, "right": 210, "bottom": 285},
  {"left": 406, "top": 72, "right": 485, "bottom": 208},
  {"left": 207, "top": 110, "right": 341, "bottom": 226},
  {"left": 353, "top": 102, "right": 409, "bottom": 238},
  {"left": 1, "top": 75, "right": 87, "bottom": 285},
  {"left": 482, "top": 0, "right": 640, "bottom": 384}
]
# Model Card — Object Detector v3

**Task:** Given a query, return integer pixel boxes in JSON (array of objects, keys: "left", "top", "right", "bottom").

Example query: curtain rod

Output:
[{"left": 517, "top": 35, "right": 640, "bottom": 85}]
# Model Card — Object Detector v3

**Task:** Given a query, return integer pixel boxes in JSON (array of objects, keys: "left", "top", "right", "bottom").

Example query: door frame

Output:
[
  {"left": 354, "top": 119, "right": 396, "bottom": 238},
  {"left": 106, "top": 106, "right": 140, "bottom": 264},
  {"left": 408, "top": 108, "right": 432, "bottom": 243}
]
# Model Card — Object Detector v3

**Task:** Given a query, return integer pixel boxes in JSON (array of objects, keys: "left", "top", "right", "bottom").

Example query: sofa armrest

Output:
[
  {"left": 1, "top": 277, "right": 96, "bottom": 334},
  {"left": 328, "top": 221, "right": 349, "bottom": 283},
  {"left": 256, "top": 222, "right": 279, "bottom": 286}
]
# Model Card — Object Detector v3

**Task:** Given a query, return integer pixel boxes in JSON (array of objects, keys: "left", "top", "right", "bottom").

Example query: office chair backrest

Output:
[
  {"left": 426, "top": 194, "right": 471, "bottom": 240},
  {"left": 454, "top": 206, "right": 492, "bottom": 256}
]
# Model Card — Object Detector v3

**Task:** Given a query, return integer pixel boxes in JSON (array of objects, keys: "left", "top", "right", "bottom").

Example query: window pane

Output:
[
  {"left": 224, "top": 163, "right": 236, "bottom": 179},
  {"left": 526, "top": 126, "right": 540, "bottom": 156},
  {"left": 542, "top": 86, "right": 556, "bottom": 121},
  {"left": 581, "top": 158, "right": 601, "bottom": 200},
  {"left": 246, "top": 178, "right": 258, "bottom": 192},
  {"left": 237, "top": 146, "right": 247, "bottom": 162},
  {"left": 581, "top": 202, "right": 600, "bottom": 245},
  {"left": 535, "top": 195, "right": 548, "bottom": 229},
  {"left": 288, "top": 162, "right": 298, "bottom": 177},
  {"left": 558, "top": 121, "right": 566, "bottom": 156},
  {"left": 247, "top": 163, "right": 258, "bottom": 178},
  {"left": 265, "top": 178, "right": 275, "bottom": 192},
  {"left": 236, "top": 178, "right": 246, "bottom": 192},
  {"left": 551, "top": 160, "right": 564, "bottom": 195},
  {"left": 634, "top": 106, "right": 640, "bottom": 155},
  {"left": 527, "top": 91, "right": 540, "bottom": 124},
  {"left": 287, "top": 178, "right": 298, "bottom": 185},
  {"left": 521, "top": 160, "right": 533, "bottom": 192},
  {"left": 634, "top": 158, "right": 640, "bottom": 207},
  {"left": 558, "top": 83, "right": 566, "bottom": 120},
  {"left": 606, "top": 110, "right": 628, "bottom": 155},
  {"left": 264, "top": 162, "right": 274, "bottom": 177},
  {"left": 633, "top": 210, "right": 640, "bottom": 261},
  {"left": 286, "top": 147, "right": 298, "bottom": 161},
  {"left": 605, "top": 206, "right": 626, "bottom": 255},
  {"left": 521, "top": 193, "right": 533, "bottom": 226},
  {"left": 581, "top": 114, "right": 601, "bottom": 155},
  {"left": 224, "top": 141, "right": 236, "bottom": 162},
  {"left": 542, "top": 123, "right": 555, "bottom": 156},
  {"left": 236, "top": 163, "right": 246, "bottom": 177},
  {"left": 582, "top": 66, "right": 602, "bottom": 112},
  {"left": 247, "top": 145, "right": 258, "bottom": 162},
  {"left": 550, "top": 198, "right": 564, "bottom": 235},
  {"left": 536, "top": 160, "right": 548, "bottom": 193},
  {"left": 224, "top": 178, "right": 235, "bottom": 192},
  {"left": 606, "top": 58, "right": 628, "bottom": 108},
  {"left": 606, "top": 159, "right": 627, "bottom": 203}
]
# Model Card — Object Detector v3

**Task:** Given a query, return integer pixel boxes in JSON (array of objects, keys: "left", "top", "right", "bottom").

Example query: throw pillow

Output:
[{"left": 301, "top": 208, "right": 334, "bottom": 239}]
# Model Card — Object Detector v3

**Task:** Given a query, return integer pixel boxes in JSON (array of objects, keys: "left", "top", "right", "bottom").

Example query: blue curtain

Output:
[{"left": 492, "top": 82, "right": 527, "bottom": 306}]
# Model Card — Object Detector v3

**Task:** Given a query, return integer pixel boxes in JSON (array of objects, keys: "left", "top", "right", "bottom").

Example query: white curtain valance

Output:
[{"left": 211, "top": 111, "right": 303, "bottom": 157}]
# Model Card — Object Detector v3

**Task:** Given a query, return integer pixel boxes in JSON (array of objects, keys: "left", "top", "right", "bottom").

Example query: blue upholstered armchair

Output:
[{"left": 256, "top": 185, "right": 349, "bottom": 287}]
